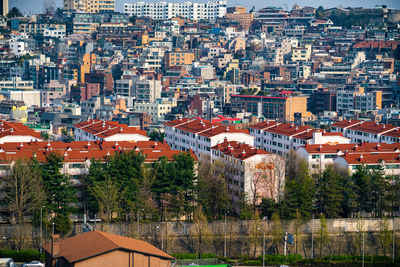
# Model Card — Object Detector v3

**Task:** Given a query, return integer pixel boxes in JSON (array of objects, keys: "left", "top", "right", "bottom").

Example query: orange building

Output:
[
  {"left": 165, "top": 50, "right": 195, "bottom": 68},
  {"left": 80, "top": 53, "right": 96, "bottom": 83},
  {"left": 225, "top": 6, "right": 254, "bottom": 32}
]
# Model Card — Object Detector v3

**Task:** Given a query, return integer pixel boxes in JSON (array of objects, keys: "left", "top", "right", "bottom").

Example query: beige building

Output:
[
  {"left": 64, "top": 0, "right": 115, "bottom": 13},
  {"left": 1, "top": 0, "right": 8, "bottom": 17}
]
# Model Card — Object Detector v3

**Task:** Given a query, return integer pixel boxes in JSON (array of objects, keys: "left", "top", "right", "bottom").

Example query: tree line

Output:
[
  {"left": 1, "top": 149, "right": 399, "bottom": 239},
  {"left": 259, "top": 151, "right": 400, "bottom": 221}
]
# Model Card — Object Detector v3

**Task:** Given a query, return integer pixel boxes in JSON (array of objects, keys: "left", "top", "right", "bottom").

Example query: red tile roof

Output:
[
  {"left": 266, "top": 123, "right": 310, "bottom": 137},
  {"left": 165, "top": 118, "right": 250, "bottom": 137},
  {"left": 42, "top": 231, "right": 173, "bottom": 263},
  {"left": 248, "top": 121, "right": 278, "bottom": 131},
  {"left": 302, "top": 142, "right": 400, "bottom": 154},
  {"left": 74, "top": 119, "right": 148, "bottom": 139},
  {"left": 0, "top": 141, "right": 197, "bottom": 164},
  {"left": 348, "top": 121, "right": 397, "bottom": 134},
  {"left": 330, "top": 119, "right": 361, "bottom": 128},
  {"left": 211, "top": 140, "right": 269, "bottom": 160},
  {"left": 0, "top": 120, "right": 42, "bottom": 140},
  {"left": 353, "top": 41, "right": 399, "bottom": 49},
  {"left": 341, "top": 152, "right": 400, "bottom": 165}
]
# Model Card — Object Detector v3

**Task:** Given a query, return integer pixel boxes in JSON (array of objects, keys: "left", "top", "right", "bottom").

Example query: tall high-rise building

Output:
[
  {"left": 63, "top": 0, "right": 115, "bottom": 13},
  {"left": 124, "top": 1, "right": 227, "bottom": 20},
  {"left": 0, "top": 0, "right": 8, "bottom": 17}
]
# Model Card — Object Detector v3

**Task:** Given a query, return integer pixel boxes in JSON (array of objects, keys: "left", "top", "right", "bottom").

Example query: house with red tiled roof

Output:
[
  {"left": 0, "top": 120, "right": 42, "bottom": 144},
  {"left": 331, "top": 119, "right": 400, "bottom": 143},
  {"left": 297, "top": 142, "right": 400, "bottom": 172},
  {"left": 74, "top": 119, "right": 150, "bottom": 142},
  {"left": 249, "top": 122, "right": 349, "bottom": 157},
  {"left": 211, "top": 140, "right": 285, "bottom": 210},
  {"left": 43, "top": 231, "right": 174, "bottom": 267},
  {"left": 334, "top": 151, "right": 400, "bottom": 175},
  {"left": 0, "top": 141, "right": 197, "bottom": 182},
  {"left": 164, "top": 117, "right": 254, "bottom": 158}
]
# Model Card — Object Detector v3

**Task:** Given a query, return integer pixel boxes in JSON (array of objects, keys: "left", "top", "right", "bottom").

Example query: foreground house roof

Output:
[{"left": 42, "top": 231, "right": 174, "bottom": 264}]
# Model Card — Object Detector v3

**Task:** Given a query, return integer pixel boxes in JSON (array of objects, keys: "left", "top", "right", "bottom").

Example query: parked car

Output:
[
  {"left": 0, "top": 258, "right": 16, "bottom": 267},
  {"left": 21, "top": 261, "right": 44, "bottom": 267}
]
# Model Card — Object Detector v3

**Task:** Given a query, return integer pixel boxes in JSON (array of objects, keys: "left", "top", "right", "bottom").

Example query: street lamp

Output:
[
  {"left": 137, "top": 208, "right": 144, "bottom": 239},
  {"left": 257, "top": 227, "right": 265, "bottom": 267},
  {"left": 40, "top": 205, "right": 44, "bottom": 253},
  {"left": 156, "top": 225, "right": 164, "bottom": 251},
  {"left": 357, "top": 229, "right": 364, "bottom": 267},
  {"left": 52, "top": 222, "right": 55, "bottom": 235},
  {"left": 224, "top": 210, "right": 230, "bottom": 258}
]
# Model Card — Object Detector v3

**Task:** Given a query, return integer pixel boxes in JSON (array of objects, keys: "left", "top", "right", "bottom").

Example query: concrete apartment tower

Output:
[{"left": 0, "top": 0, "right": 8, "bottom": 17}]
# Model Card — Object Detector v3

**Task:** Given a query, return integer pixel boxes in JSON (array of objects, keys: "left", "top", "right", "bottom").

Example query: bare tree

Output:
[
  {"left": 1, "top": 160, "right": 45, "bottom": 224},
  {"left": 247, "top": 154, "right": 286, "bottom": 207},
  {"left": 43, "top": 0, "right": 56, "bottom": 15},
  {"left": 191, "top": 207, "right": 212, "bottom": 258},
  {"left": 89, "top": 176, "right": 121, "bottom": 223}
]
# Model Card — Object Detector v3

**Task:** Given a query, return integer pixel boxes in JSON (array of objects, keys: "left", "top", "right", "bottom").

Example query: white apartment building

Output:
[
  {"left": 74, "top": 119, "right": 150, "bottom": 142},
  {"left": 135, "top": 78, "right": 162, "bottom": 104},
  {"left": 124, "top": 1, "right": 227, "bottom": 21},
  {"left": 135, "top": 98, "right": 177, "bottom": 124},
  {"left": 164, "top": 118, "right": 254, "bottom": 158},
  {"left": 297, "top": 142, "right": 400, "bottom": 173},
  {"left": 334, "top": 151, "right": 400, "bottom": 176},
  {"left": 211, "top": 140, "right": 285, "bottom": 211},
  {"left": 249, "top": 121, "right": 350, "bottom": 157},
  {"left": 330, "top": 119, "right": 400, "bottom": 143},
  {"left": 336, "top": 87, "right": 382, "bottom": 115},
  {"left": 9, "top": 39, "right": 32, "bottom": 56}
]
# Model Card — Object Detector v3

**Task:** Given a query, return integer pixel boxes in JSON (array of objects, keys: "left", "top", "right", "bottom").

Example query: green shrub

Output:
[
  {"left": 0, "top": 250, "right": 44, "bottom": 262},
  {"left": 201, "top": 253, "right": 217, "bottom": 259},
  {"left": 258, "top": 254, "right": 302, "bottom": 264}
]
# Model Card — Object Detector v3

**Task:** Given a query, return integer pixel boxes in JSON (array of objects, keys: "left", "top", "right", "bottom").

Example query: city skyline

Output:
[{"left": 9, "top": 0, "right": 400, "bottom": 15}]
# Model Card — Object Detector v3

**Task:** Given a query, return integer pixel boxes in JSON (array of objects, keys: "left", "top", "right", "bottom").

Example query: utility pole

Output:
[
  {"left": 262, "top": 231, "right": 265, "bottom": 267},
  {"left": 393, "top": 217, "right": 395, "bottom": 263},
  {"left": 311, "top": 214, "right": 314, "bottom": 259},
  {"left": 284, "top": 232, "right": 287, "bottom": 256},
  {"left": 40, "top": 206, "right": 43, "bottom": 253},
  {"left": 362, "top": 231, "right": 365, "bottom": 267},
  {"left": 224, "top": 211, "right": 227, "bottom": 258},
  {"left": 137, "top": 210, "right": 140, "bottom": 239}
]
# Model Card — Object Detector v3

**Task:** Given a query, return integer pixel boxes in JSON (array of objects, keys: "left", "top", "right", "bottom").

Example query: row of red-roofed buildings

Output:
[{"left": 0, "top": 140, "right": 196, "bottom": 185}]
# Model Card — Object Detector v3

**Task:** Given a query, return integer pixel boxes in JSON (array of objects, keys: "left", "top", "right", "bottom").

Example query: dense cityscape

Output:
[{"left": 0, "top": 0, "right": 399, "bottom": 266}]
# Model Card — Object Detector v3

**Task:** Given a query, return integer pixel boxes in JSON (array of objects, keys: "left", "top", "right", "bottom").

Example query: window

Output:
[
  {"left": 70, "top": 163, "right": 85, "bottom": 169},
  {"left": 312, "top": 155, "right": 320, "bottom": 159},
  {"left": 325, "top": 154, "right": 336, "bottom": 159}
]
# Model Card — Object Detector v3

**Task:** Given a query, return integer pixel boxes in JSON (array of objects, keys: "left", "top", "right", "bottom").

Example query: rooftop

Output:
[
  {"left": 212, "top": 140, "right": 269, "bottom": 160},
  {"left": 42, "top": 231, "right": 173, "bottom": 264}
]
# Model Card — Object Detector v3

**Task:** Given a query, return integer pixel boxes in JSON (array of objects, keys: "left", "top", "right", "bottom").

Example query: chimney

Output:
[
  {"left": 242, "top": 149, "right": 246, "bottom": 158},
  {"left": 51, "top": 234, "right": 60, "bottom": 258}
]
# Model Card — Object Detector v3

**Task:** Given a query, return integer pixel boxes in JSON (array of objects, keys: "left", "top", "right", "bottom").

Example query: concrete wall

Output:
[{"left": 2, "top": 218, "right": 400, "bottom": 259}]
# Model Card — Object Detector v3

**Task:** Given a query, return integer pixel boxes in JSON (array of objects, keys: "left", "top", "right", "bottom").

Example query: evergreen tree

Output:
[
  {"left": 280, "top": 160, "right": 314, "bottom": 219},
  {"left": 315, "top": 166, "right": 345, "bottom": 218},
  {"left": 41, "top": 153, "right": 77, "bottom": 235}
]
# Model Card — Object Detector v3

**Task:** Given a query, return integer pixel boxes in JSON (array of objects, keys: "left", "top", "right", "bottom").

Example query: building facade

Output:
[
  {"left": 124, "top": 1, "right": 227, "bottom": 21},
  {"left": 64, "top": 0, "right": 115, "bottom": 13}
]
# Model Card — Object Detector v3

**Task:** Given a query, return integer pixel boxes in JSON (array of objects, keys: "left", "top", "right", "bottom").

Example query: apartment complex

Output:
[
  {"left": 249, "top": 121, "right": 350, "bottom": 157},
  {"left": 164, "top": 118, "right": 254, "bottom": 157},
  {"left": 211, "top": 140, "right": 285, "bottom": 210},
  {"left": 0, "top": 140, "right": 194, "bottom": 181},
  {"left": 297, "top": 142, "right": 400, "bottom": 173},
  {"left": 230, "top": 95, "right": 309, "bottom": 122},
  {"left": 64, "top": 0, "right": 115, "bottom": 13},
  {"left": 74, "top": 119, "right": 150, "bottom": 142},
  {"left": 124, "top": 1, "right": 227, "bottom": 20},
  {"left": 330, "top": 119, "right": 400, "bottom": 143},
  {"left": 336, "top": 87, "right": 382, "bottom": 115}
]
